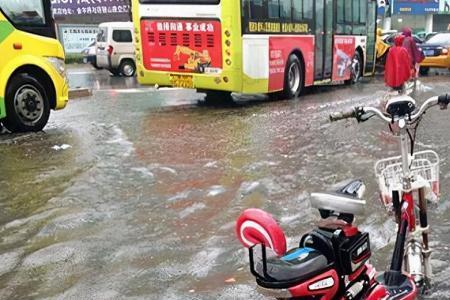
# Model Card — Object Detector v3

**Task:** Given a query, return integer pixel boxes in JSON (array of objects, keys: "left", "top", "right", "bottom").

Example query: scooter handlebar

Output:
[{"left": 438, "top": 94, "right": 450, "bottom": 109}]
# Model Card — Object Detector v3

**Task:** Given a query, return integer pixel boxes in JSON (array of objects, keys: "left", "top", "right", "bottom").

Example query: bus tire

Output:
[
  {"left": 120, "top": 59, "right": 136, "bottom": 77},
  {"left": 281, "top": 54, "right": 303, "bottom": 99},
  {"left": 346, "top": 51, "right": 362, "bottom": 85},
  {"left": 3, "top": 73, "right": 50, "bottom": 133}
]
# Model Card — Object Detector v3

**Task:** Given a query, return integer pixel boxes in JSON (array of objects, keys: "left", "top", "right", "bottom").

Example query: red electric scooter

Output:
[{"left": 236, "top": 94, "right": 450, "bottom": 299}]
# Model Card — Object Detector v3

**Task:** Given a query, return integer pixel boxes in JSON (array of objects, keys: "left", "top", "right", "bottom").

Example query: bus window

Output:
[
  {"left": 360, "top": 0, "right": 367, "bottom": 24},
  {"left": 0, "top": 0, "right": 45, "bottom": 25},
  {"left": 268, "top": 0, "right": 280, "bottom": 19},
  {"left": 344, "top": 1, "right": 352, "bottom": 23},
  {"left": 353, "top": 0, "right": 360, "bottom": 24},
  {"left": 293, "top": 0, "right": 303, "bottom": 22},
  {"left": 249, "top": 0, "right": 267, "bottom": 19},
  {"left": 336, "top": 0, "right": 345, "bottom": 33},
  {"left": 280, "top": 0, "right": 291, "bottom": 21},
  {"left": 303, "top": 0, "right": 313, "bottom": 19}
]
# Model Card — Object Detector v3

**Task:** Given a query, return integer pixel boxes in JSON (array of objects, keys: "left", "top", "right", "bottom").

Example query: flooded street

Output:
[{"left": 1, "top": 68, "right": 450, "bottom": 299}]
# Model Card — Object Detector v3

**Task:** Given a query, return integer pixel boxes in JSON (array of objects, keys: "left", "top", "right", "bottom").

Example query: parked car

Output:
[
  {"left": 419, "top": 32, "right": 450, "bottom": 75},
  {"left": 384, "top": 33, "right": 424, "bottom": 45},
  {"left": 82, "top": 41, "right": 101, "bottom": 69},
  {"left": 96, "top": 22, "right": 136, "bottom": 77},
  {"left": 417, "top": 31, "right": 438, "bottom": 42},
  {"left": 381, "top": 29, "right": 398, "bottom": 40}
]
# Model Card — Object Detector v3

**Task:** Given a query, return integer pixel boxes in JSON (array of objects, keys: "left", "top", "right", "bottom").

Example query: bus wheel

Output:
[
  {"left": 282, "top": 55, "right": 303, "bottom": 99},
  {"left": 120, "top": 59, "right": 136, "bottom": 77},
  {"left": 3, "top": 74, "right": 50, "bottom": 133},
  {"left": 346, "top": 52, "right": 362, "bottom": 84}
]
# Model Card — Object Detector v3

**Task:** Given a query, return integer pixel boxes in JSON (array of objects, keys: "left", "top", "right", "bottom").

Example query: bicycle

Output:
[{"left": 235, "top": 93, "right": 450, "bottom": 299}]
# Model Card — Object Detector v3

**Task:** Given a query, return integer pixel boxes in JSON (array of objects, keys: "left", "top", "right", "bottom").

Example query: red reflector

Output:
[
  {"left": 13, "top": 43, "right": 22, "bottom": 50},
  {"left": 108, "top": 45, "right": 114, "bottom": 56}
]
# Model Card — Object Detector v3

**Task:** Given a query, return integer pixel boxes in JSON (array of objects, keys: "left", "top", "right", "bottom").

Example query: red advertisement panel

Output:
[
  {"left": 268, "top": 36, "right": 315, "bottom": 92},
  {"left": 332, "top": 36, "right": 356, "bottom": 81},
  {"left": 140, "top": 20, "right": 222, "bottom": 74}
]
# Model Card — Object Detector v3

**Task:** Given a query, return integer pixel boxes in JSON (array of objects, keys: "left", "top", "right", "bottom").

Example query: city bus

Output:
[
  {"left": 132, "top": 0, "right": 377, "bottom": 101},
  {"left": 0, "top": 0, "right": 68, "bottom": 133}
]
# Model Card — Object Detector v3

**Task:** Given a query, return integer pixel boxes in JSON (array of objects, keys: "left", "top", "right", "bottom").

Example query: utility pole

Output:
[{"left": 383, "top": 0, "right": 393, "bottom": 31}]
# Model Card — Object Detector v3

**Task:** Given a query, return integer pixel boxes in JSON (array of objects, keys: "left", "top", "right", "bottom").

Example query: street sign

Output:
[
  {"left": 394, "top": 0, "right": 440, "bottom": 15},
  {"left": 58, "top": 24, "right": 99, "bottom": 53}
]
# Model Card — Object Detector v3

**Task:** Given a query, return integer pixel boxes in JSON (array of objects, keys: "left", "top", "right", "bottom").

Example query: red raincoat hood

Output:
[{"left": 402, "top": 27, "right": 412, "bottom": 37}]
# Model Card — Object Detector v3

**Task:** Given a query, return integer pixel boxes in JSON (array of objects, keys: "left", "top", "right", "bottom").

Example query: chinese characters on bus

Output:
[
  {"left": 51, "top": 0, "right": 130, "bottom": 16},
  {"left": 247, "top": 22, "right": 309, "bottom": 34},
  {"left": 269, "top": 50, "right": 284, "bottom": 75},
  {"left": 155, "top": 22, "right": 215, "bottom": 33}
]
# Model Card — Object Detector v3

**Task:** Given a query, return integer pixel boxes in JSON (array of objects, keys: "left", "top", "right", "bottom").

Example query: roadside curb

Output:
[{"left": 69, "top": 88, "right": 92, "bottom": 99}]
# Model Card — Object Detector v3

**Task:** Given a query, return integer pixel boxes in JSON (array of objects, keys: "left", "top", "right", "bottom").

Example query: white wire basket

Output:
[{"left": 374, "top": 150, "right": 440, "bottom": 208}]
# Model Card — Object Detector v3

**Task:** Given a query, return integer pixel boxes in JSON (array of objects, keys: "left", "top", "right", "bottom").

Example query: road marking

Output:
[
  {"left": 97, "top": 87, "right": 183, "bottom": 93},
  {"left": 67, "top": 71, "right": 95, "bottom": 75}
]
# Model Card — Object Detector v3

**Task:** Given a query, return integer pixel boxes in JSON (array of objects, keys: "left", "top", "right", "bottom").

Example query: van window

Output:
[
  {"left": 97, "top": 27, "right": 108, "bottom": 42},
  {"left": 112, "top": 30, "right": 133, "bottom": 43}
]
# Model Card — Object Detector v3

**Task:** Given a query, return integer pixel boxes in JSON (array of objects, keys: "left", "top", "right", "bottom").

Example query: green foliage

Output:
[{"left": 65, "top": 54, "right": 84, "bottom": 64}]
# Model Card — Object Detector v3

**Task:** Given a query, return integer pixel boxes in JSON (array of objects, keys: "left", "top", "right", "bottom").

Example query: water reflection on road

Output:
[{"left": 1, "top": 73, "right": 450, "bottom": 299}]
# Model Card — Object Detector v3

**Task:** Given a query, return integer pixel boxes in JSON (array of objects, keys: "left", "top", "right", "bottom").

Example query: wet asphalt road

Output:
[{"left": 1, "top": 66, "right": 450, "bottom": 299}]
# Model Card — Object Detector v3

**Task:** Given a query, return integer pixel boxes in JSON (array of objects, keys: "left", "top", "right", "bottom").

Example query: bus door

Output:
[
  {"left": 364, "top": 0, "right": 377, "bottom": 74},
  {"left": 314, "top": 0, "right": 334, "bottom": 80}
]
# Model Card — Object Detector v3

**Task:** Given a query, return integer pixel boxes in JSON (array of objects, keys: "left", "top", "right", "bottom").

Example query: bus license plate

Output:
[
  {"left": 170, "top": 75, "right": 193, "bottom": 88},
  {"left": 424, "top": 50, "right": 434, "bottom": 56}
]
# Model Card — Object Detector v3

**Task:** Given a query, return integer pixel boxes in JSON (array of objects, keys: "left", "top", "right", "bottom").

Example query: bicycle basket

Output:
[{"left": 374, "top": 150, "right": 439, "bottom": 208}]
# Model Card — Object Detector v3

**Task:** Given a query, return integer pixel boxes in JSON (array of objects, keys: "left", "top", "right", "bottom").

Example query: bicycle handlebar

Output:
[
  {"left": 330, "top": 94, "right": 450, "bottom": 124},
  {"left": 329, "top": 109, "right": 356, "bottom": 122}
]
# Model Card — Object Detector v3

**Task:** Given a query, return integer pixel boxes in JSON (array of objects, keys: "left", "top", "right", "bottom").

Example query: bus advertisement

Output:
[
  {"left": 0, "top": 0, "right": 68, "bottom": 133},
  {"left": 132, "top": 0, "right": 378, "bottom": 101}
]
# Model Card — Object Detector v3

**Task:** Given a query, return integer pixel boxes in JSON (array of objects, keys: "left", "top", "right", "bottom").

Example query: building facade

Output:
[{"left": 379, "top": 0, "right": 450, "bottom": 32}]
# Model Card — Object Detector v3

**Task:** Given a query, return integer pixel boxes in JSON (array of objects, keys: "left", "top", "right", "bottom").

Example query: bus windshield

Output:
[
  {"left": 0, "top": 0, "right": 55, "bottom": 38},
  {"left": 0, "top": 0, "right": 45, "bottom": 26}
]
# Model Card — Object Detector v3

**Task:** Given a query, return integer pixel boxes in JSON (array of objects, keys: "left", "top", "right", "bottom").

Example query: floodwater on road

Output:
[{"left": 1, "top": 72, "right": 450, "bottom": 299}]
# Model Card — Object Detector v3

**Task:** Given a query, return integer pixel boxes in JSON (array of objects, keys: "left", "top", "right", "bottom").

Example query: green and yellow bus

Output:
[
  {"left": 132, "top": 0, "right": 377, "bottom": 101},
  {"left": 0, "top": 0, "right": 68, "bottom": 132}
]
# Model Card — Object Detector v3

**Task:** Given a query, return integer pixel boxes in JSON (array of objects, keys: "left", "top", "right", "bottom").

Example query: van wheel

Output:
[
  {"left": 346, "top": 52, "right": 362, "bottom": 84},
  {"left": 120, "top": 60, "right": 136, "bottom": 77},
  {"left": 281, "top": 54, "right": 303, "bottom": 99},
  {"left": 3, "top": 73, "right": 50, "bottom": 132},
  {"left": 110, "top": 69, "right": 121, "bottom": 76}
]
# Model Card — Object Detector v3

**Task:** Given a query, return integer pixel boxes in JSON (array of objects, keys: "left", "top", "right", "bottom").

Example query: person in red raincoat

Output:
[
  {"left": 402, "top": 27, "right": 424, "bottom": 78},
  {"left": 384, "top": 35, "right": 411, "bottom": 90}
]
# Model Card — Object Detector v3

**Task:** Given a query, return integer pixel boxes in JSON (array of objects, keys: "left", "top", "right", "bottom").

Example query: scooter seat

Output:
[
  {"left": 256, "top": 247, "right": 328, "bottom": 283},
  {"left": 311, "top": 192, "right": 366, "bottom": 215}
]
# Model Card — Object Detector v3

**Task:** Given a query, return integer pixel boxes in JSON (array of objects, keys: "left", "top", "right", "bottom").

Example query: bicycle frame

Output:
[{"left": 395, "top": 124, "right": 432, "bottom": 287}]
